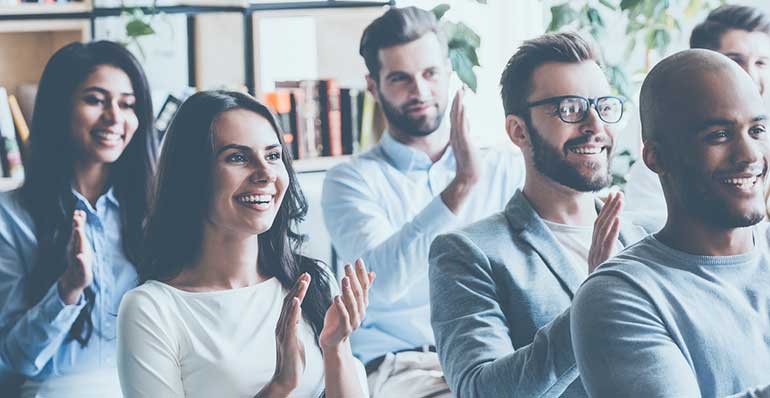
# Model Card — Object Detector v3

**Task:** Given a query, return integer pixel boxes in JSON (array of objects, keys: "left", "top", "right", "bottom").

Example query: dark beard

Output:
[
  {"left": 526, "top": 118, "right": 611, "bottom": 192},
  {"left": 671, "top": 161, "right": 766, "bottom": 228},
  {"left": 379, "top": 93, "right": 444, "bottom": 137}
]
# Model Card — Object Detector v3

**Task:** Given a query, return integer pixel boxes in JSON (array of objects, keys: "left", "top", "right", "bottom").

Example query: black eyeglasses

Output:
[{"left": 526, "top": 95, "right": 625, "bottom": 124}]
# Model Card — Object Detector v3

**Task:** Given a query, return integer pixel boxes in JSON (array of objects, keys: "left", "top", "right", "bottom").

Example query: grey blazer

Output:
[{"left": 429, "top": 190, "right": 647, "bottom": 398}]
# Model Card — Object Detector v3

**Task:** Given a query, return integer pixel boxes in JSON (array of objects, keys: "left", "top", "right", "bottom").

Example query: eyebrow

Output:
[
  {"left": 385, "top": 71, "right": 409, "bottom": 80},
  {"left": 693, "top": 115, "right": 768, "bottom": 132},
  {"left": 81, "top": 86, "right": 135, "bottom": 97},
  {"left": 215, "top": 143, "right": 281, "bottom": 156}
]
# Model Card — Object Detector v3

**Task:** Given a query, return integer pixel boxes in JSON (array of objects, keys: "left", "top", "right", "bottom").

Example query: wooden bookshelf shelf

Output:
[
  {"left": 0, "top": 1, "right": 92, "bottom": 17},
  {"left": 0, "top": 177, "right": 22, "bottom": 192}
]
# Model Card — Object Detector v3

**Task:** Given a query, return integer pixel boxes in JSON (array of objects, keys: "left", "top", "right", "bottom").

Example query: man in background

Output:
[{"left": 321, "top": 6, "right": 524, "bottom": 397}]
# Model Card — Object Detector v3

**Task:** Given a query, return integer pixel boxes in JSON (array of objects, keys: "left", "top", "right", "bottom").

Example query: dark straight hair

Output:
[
  {"left": 359, "top": 6, "right": 447, "bottom": 82},
  {"left": 500, "top": 32, "right": 601, "bottom": 118},
  {"left": 141, "top": 90, "right": 332, "bottom": 340},
  {"left": 21, "top": 40, "right": 155, "bottom": 346},
  {"left": 691, "top": 5, "right": 770, "bottom": 50}
]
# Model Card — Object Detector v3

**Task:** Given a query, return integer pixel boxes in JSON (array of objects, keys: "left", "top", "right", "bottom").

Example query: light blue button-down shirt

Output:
[
  {"left": 322, "top": 132, "right": 525, "bottom": 364},
  {"left": 0, "top": 188, "right": 138, "bottom": 381}
]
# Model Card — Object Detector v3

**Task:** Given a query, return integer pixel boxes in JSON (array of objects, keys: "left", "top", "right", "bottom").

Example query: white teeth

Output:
[
  {"left": 94, "top": 131, "right": 122, "bottom": 141},
  {"left": 569, "top": 147, "right": 602, "bottom": 155},
  {"left": 722, "top": 176, "right": 758, "bottom": 187},
  {"left": 236, "top": 194, "right": 273, "bottom": 204}
]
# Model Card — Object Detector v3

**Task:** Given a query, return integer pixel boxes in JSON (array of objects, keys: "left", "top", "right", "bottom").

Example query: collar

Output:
[
  {"left": 504, "top": 190, "right": 644, "bottom": 297},
  {"left": 380, "top": 131, "right": 453, "bottom": 173},
  {"left": 70, "top": 186, "right": 119, "bottom": 212}
]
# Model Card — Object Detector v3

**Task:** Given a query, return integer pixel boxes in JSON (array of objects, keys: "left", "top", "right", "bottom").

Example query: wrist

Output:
[
  {"left": 322, "top": 340, "right": 353, "bottom": 363},
  {"left": 257, "top": 380, "right": 291, "bottom": 398},
  {"left": 57, "top": 278, "right": 84, "bottom": 305}
]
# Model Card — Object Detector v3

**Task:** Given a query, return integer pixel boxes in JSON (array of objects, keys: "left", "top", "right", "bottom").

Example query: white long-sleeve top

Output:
[{"left": 117, "top": 278, "right": 336, "bottom": 398}]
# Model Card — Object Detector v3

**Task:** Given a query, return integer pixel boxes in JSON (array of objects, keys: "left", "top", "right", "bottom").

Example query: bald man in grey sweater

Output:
[{"left": 572, "top": 49, "right": 770, "bottom": 397}]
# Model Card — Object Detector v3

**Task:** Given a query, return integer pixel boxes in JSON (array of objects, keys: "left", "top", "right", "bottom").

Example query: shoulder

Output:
[
  {"left": 0, "top": 189, "right": 32, "bottom": 225},
  {"left": 119, "top": 281, "right": 181, "bottom": 321},
  {"left": 578, "top": 237, "right": 664, "bottom": 302},
  {"left": 430, "top": 211, "right": 511, "bottom": 269},
  {"left": 0, "top": 189, "right": 36, "bottom": 243},
  {"left": 324, "top": 147, "right": 388, "bottom": 183}
]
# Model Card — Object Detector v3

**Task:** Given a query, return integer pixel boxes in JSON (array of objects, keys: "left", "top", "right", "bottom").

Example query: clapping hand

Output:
[
  {"left": 588, "top": 192, "right": 623, "bottom": 273},
  {"left": 265, "top": 273, "right": 311, "bottom": 397},
  {"left": 319, "top": 259, "right": 375, "bottom": 353},
  {"left": 58, "top": 210, "right": 93, "bottom": 305}
]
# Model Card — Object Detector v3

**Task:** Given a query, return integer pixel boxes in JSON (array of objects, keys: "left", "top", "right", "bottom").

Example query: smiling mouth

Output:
[
  {"left": 567, "top": 145, "right": 607, "bottom": 156},
  {"left": 235, "top": 193, "right": 274, "bottom": 209},
  {"left": 718, "top": 166, "right": 767, "bottom": 191},
  {"left": 92, "top": 130, "right": 124, "bottom": 144}
]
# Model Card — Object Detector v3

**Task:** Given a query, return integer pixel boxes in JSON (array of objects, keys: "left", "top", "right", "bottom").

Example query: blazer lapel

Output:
[{"left": 505, "top": 191, "right": 585, "bottom": 298}]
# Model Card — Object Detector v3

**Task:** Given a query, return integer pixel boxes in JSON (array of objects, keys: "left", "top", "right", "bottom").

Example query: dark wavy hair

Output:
[
  {"left": 21, "top": 41, "right": 155, "bottom": 346},
  {"left": 141, "top": 90, "right": 332, "bottom": 339}
]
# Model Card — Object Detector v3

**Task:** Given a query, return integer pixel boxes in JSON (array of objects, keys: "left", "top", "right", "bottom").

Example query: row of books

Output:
[
  {"left": 0, "top": 1, "right": 84, "bottom": 4},
  {"left": 0, "top": 87, "right": 29, "bottom": 180},
  {"left": 263, "top": 79, "right": 385, "bottom": 160}
]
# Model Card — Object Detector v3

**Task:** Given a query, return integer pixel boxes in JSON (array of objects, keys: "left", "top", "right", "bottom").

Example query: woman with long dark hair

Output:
[
  {"left": 117, "top": 90, "right": 372, "bottom": 397},
  {"left": 0, "top": 41, "right": 155, "bottom": 397}
]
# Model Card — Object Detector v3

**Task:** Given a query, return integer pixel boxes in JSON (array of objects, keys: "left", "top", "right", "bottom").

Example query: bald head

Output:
[{"left": 640, "top": 49, "right": 762, "bottom": 145}]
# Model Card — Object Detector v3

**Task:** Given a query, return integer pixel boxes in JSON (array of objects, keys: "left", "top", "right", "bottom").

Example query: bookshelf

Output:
[{"left": 0, "top": 0, "right": 392, "bottom": 191}]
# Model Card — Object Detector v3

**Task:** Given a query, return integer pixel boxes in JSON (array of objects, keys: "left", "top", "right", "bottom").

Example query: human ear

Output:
[
  {"left": 366, "top": 75, "right": 380, "bottom": 104},
  {"left": 642, "top": 140, "right": 666, "bottom": 176},
  {"left": 506, "top": 114, "right": 531, "bottom": 150}
]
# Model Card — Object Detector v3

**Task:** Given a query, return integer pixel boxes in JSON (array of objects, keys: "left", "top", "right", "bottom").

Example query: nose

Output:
[
  {"left": 249, "top": 162, "right": 277, "bottom": 184},
  {"left": 101, "top": 99, "right": 123, "bottom": 125},
  {"left": 412, "top": 76, "right": 431, "bottom": 99},
  {"left": 734, "top": 131, "right": 763, "bottom": 166},
  {"left": 579, "top": 105, "right": 604, "bottom": 137}
]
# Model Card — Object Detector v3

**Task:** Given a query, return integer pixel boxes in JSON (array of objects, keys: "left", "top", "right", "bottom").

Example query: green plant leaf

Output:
[
  {"left": 452, "top": 22, "right": 480, "bottom": 48},
  {"left": 585, "top": 6, "right": 605, "bottom": 39},
  {"left": 450, "top": 49, "right": 477, "bottom": 92},
  {"left": 598, "top": 0, "right": 617, "bottom": 11},
  {"left": 450, "top": 42, "right": 480, "bottom": 66},
  {"left": 547, "top": 3, "right": 579, "bottom": 32},
  {"left": 432, "top": 4, "right": 451, "bottom": 20},
  {"left": 619, "top": 0, "right": 642, "bottom": 11},
  {"left": 126, "top": 19, "right": 155, "bottom": 38}
]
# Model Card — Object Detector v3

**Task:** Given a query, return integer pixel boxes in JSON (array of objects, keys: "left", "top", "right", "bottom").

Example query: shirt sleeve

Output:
[
  {"left": 322, "top": 164, "right": 459, "bottom": 304},
  {"left": 571, "top": 273, "right": 700, "bottom": 398},
  {"left": 117, "top": 288, "right": 184, "bottom": 398},
  {"left": 429, "top": 232, "right": 578, "bottom": 397},
  {"left": 0, "top": 201, "right": 85, "bottom": 376}
]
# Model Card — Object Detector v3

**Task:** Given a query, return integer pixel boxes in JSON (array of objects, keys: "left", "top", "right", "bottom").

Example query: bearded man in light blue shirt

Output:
[{"left": 321, "top": 6, "right": 524, "bottom": 397}]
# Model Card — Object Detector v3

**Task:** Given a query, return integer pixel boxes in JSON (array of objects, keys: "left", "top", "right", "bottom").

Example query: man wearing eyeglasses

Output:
[{"left": 428, "top": 32, "right": 646, "bottom": 397}]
